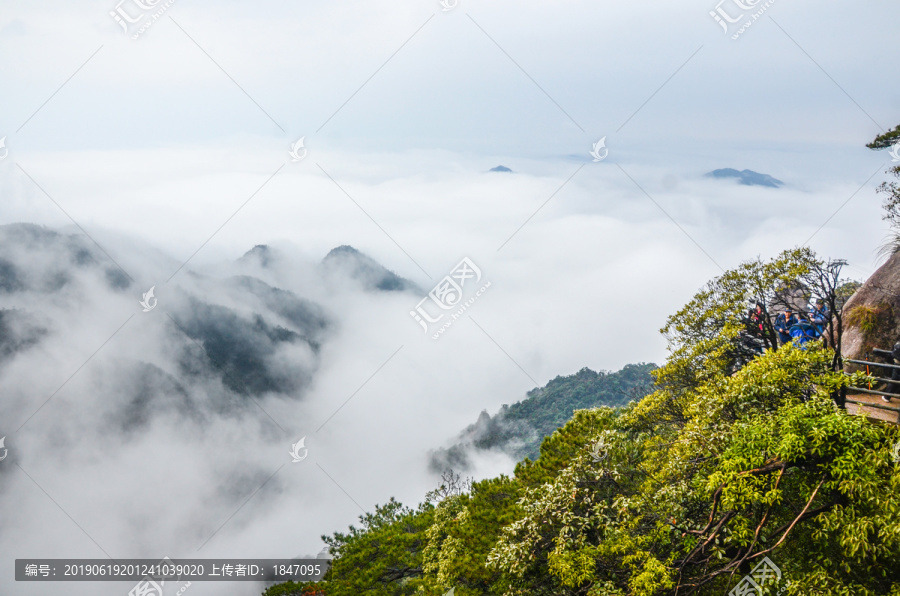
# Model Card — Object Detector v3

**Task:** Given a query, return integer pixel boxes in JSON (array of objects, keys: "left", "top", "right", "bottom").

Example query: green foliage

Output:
[
  {"left": 878, "top": 164, "right": 900, "bottom": 230},
  {"left": 867, "top": 124, "right": 900, "bottom": 149},
  {"left": 875, "top": 164, "right": 900, "bottom": 260},
  {"left": 313, "top": 498, "right": 436, "bottom": 596},
  {"left": 514, "top": 406, "right": 624, "bottom": 489},
  {"left": 845, "top": 304, "right": 887, "bottom": 336},
  {"left": 262, "top": 582, "right": 323, "bottom": 596},
  {"left": 658, "top": 248, "right": 817, "bottom": 395},
  {"left": 489, "top": 344, "right": 900, "bottom": 595},
  {"left": 422, "top": 476, "right": 523, "bottom": 595},
  {"left": 871, "top": 124, "right": 900, "bottom": 258},
  {"left": 835, "top": 280, "right": 861, "bottom": 310}
]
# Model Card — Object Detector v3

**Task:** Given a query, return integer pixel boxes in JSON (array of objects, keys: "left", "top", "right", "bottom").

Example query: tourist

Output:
[
  {"left": 809, "top": 299, "right": 829, "bottom": 336},
  {"left": 774, "top": 308, "right": 798, "bottom": 346}
]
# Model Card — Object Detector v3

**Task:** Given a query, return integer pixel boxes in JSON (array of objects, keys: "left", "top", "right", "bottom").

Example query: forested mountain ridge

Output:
[{"left": 431, "top": 363, "right": 656, "bottom": 469}]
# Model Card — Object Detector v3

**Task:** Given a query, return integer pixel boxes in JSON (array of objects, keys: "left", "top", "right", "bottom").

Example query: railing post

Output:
[{"left": 865, "top": 351, "right": 872, "bottom": 390}]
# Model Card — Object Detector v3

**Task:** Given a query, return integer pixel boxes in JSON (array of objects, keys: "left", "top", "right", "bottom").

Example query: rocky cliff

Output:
[{"left": 841, "top": 251, "right": 900, "bottom": 364}]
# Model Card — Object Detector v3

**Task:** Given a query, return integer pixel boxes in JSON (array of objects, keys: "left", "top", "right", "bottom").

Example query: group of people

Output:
[
  {"left": 775, "top": 299, "right": 831, "bottom": 345},
  {"left": 746, "top": 299, "right": 831, "bottom": 349}
]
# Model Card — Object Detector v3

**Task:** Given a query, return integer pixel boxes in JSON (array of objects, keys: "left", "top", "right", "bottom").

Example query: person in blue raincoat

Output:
[
  {"left": 790, "top": 319, "right": 819, "bottom": 347},
  {"left": 809, "top": 298, "right": 829, "bottom": 336},
  {"left": 774, "top": 308, "right": 798, "bottom": 346}
]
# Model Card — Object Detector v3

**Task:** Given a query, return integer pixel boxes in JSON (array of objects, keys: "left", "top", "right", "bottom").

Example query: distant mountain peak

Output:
[
  {"left": 490, "top": 165, "right": 513, "bottom": 173},
  {"left": 324, "top": 245, "right": 361, "bottom": 258},
  {"left": 705, "top": 168, "right": 783, "bottom": 188},
  {"left": 322, "top": 245, "right": 419, "bottom": 293},
  {"left": 239, "top": 244, "right": 273, "bottom": 267}
]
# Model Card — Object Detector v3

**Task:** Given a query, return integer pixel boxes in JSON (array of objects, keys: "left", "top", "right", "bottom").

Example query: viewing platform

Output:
[{"left": 844, "top": 350, "right": 900, "bottom": 424}]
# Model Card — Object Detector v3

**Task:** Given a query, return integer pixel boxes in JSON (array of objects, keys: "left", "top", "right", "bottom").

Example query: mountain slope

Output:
[
  {"left": 430, "top": 362, "right": 656, "bottom": 469},
  {"left": 321, "top": 245, "right": 420, "bottom": 293}
]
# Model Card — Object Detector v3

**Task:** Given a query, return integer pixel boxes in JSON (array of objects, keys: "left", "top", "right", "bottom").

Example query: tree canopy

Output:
[{"left": 866, "top": 125, "right": 900, "bottom": 150}]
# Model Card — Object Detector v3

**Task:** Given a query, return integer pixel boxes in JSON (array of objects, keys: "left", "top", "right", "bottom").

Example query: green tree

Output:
[
  {"left": 866, "top": 124, "right": 900, "bottom": 149},
  {"left": 657, "top": 248, "right": 814, "bottom": 398},
  {"left": 835, "top": 279, "right": 861, "bottom": 310},
  {"left": 299, "top": 498, "right": 436, "bottom": 596},
  {"left": 422, "top": 475, "right": 522, "bottom": 596},
  {"left": 659, "top": 247, "right": 853, "bottom": 394},
  {"left": 869, "top": 124, "right": 900, "bottom": 258}
]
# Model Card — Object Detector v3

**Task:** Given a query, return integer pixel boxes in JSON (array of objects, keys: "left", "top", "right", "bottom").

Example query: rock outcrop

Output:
[{"left": 841, "top": 251, "right": 900, "bottom": 365}]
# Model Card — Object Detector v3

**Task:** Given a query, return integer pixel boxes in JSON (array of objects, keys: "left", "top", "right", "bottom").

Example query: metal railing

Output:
[
  {"left": 843, "top": 350, "right": 900, "bottom": 420},
  {"left": 844, "top": 359, "right": 900, "bottom": 398}
]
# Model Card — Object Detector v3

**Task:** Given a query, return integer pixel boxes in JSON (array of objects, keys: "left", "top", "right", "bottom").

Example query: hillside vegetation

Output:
[{"left": 431, "top": 363, "right": 656, "bottom": 467}]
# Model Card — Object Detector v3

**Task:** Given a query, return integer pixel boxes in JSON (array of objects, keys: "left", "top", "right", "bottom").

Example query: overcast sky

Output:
[{"left": 1, "top": 1, "right": 899, "bottom": 595}]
